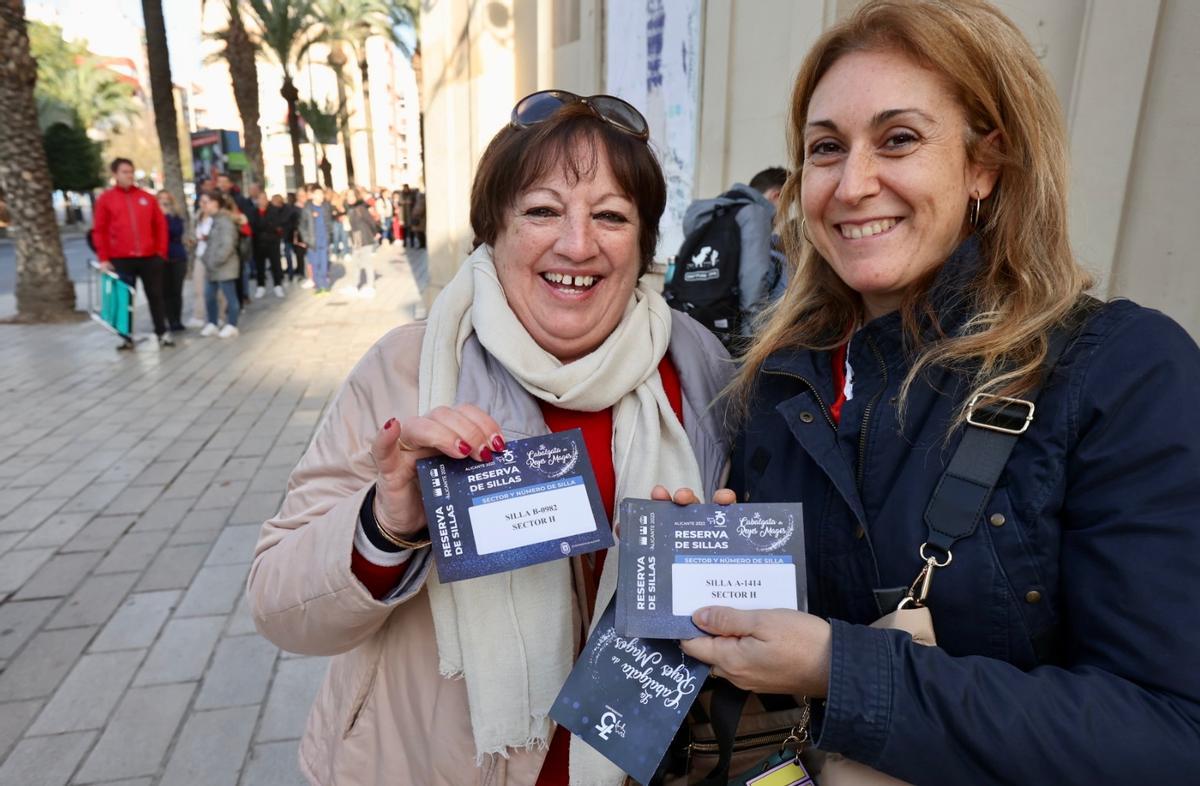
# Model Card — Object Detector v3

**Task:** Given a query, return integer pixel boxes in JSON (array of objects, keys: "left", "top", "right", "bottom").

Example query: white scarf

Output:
[{"left": 419, "top": 245, "right": 704, "bottom": 784}]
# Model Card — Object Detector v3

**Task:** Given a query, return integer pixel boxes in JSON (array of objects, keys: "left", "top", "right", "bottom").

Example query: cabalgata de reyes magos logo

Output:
[
  {"left": 736, "top": 511, "right": 795, "bottom": 552},
  {"left": 525, "top": 441, "right": 579, "bottom": 479}
]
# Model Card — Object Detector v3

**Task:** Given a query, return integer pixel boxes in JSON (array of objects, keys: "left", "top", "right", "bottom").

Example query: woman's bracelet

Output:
[
  {"left": 372, "top": 490, "right": 431, "bottom": 550},
  {"left": 376, "top": 520, "right": 432, "bottom": 550}
]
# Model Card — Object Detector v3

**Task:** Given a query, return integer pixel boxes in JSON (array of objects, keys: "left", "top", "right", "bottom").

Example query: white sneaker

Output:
[
  {"left": 273, "top": 285, "right": 285, "bottom": 298},
  {"left": 200, "top": 322, "right": 219, "bottom": 337},
  {"left": 359, "top": 286, "right": 376, "bottom": 299},
  {"left": 218, "top": 324, "right": 240, "bottom": 339},
  {"left": 185, "top": 317, "right": 205, "bottom": 329},
  {"left": 254, "top": 286, "right": 266, "bottom": 299},
  {"left": 300, "top": 279, "right": 315, "bottom": 289}
]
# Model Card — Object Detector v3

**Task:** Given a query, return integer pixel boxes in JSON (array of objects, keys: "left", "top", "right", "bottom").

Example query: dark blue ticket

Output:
[
  {"left": 416, "top": 429, "right": 612, "bottom": 583},
  {"left": 617, "top": 499, "right": 806, "bottom": 639},
  {"left": 550, "top": 599, "right": 709, "bottom": 785}
]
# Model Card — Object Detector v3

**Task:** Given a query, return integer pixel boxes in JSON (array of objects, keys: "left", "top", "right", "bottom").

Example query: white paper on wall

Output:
[{"left": 605, "top": 0, "right": 702, "bottom": 262}]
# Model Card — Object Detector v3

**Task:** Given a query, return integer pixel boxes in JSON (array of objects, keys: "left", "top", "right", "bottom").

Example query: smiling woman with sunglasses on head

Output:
[{"left": 246, "top": 93, "right": 732, "bottom": 785}]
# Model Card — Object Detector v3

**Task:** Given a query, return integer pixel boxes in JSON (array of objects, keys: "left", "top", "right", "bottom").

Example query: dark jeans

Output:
[
  {"left": 163, "top": 258, "right": 188, "bottom": 328},
  {"left": 254, "top": 242, "right": 283, "bottom": 286},
  {"left": 292, "top": 243, "right": 307, "bottom": 280},
  {"left": 235, "top": 261, "right": 248, "bottom": 305},
  {"left": 112, "top": 256, "right": 168, "bottom": 337},
  {"left": 283, "top": 240, "right": 299, "bottom": 279}
]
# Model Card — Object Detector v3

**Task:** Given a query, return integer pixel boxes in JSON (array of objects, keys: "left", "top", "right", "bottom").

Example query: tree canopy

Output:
[
  {"left": 28, "top": 21, "right": 139, "bottom": 133},
  {"left": 42, "top": 122, "right": 104, "bottom": 193}
]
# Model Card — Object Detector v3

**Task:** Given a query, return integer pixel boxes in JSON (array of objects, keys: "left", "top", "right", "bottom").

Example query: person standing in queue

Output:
[
  {"left": 198, "top": 191, "right": 243, "bottom": 339},
  {"left": 250, "top": 192, "right": 287, "bottom": 298},
  {"left": 93, "top": 158, "right": 172, "bottom": 349},
  {"left": 156, "top": 190, "right": 189, "bottom": 333},
  {"left": 298, "top": 185, "right": 334, "bottom": 295},
  {"left": 342, "top": 187, "right": 382, "bottom": 298}
]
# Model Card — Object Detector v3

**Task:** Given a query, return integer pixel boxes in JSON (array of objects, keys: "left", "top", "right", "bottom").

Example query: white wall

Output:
[
  {"left": 696, "top": 0, "right": 832, "bottom": 196},
  {"left": 1109, "top": 0, "right": 1200, "bottom": 333},
  {"left": 421, "top": 0, "right": 520, "bottom": 300}
]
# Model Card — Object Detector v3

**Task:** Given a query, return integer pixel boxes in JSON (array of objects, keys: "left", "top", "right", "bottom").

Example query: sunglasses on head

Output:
[{"left": 510, "top": 90, "right": 650, "bottom": 141}]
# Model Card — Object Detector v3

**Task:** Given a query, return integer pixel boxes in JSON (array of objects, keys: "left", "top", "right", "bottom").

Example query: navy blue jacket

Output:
[
  {"left": 732, "top": 240, "right": 1200, "bottom": 783},
  {"left": 164, "top": 214, "right": 187, "bottom": 262}
]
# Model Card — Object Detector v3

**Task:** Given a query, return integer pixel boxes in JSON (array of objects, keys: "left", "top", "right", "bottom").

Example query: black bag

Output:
[
  {"left": 650, "top": 680, "right": 805, "bottom": 785},
  {"left": 237, "top": 231, "right": 253, "bottom": 263},
  {"left": 665, "top": 197, "right": 749, "bottom": 351}
]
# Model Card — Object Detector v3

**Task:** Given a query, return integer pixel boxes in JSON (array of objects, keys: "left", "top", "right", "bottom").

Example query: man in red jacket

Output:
[{"left": 93, "top": 158, "right": 172, "bottom": 349}]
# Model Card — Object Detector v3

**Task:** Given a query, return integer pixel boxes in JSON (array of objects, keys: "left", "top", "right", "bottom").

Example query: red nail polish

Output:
[
  {"left": 492, "top": 435, "right": 506, "bottom": 452},
  {"left": 480, "top": 447, "right": 493, "bottom": 462},
  {"left": 383, "top": 418, "right": 396, "bottom": 430},
  {"left": 457, "top": 440, "right": 471, "bottom": 456}
]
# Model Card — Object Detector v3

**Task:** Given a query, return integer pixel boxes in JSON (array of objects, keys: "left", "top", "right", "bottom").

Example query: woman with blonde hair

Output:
[
  {"left": 668, "top": 0, "right": 1200, "bottom": 782},
  {"left": 156, "top": 189, "right": 188, "bottom": 332}
]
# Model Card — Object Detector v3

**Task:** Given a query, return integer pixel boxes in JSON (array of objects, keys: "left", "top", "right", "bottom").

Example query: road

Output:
[{"left": 0, "top": 234, "right": 94, "bottom": 296}]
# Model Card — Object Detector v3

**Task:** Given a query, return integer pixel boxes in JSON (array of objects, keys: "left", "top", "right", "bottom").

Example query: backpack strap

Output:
[{"left": 904, "top": 320, "right": 1082, "bottom": 607}]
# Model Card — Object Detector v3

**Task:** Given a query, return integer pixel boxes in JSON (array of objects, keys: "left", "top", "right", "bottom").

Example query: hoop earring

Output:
[
  {"left": 800, "top": 217, "right": 813, "bottom": 245},
  {"left": 968, "top": 195, "right": 982, "bottom": 228}
]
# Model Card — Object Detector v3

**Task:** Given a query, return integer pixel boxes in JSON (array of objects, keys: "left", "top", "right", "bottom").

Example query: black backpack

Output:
[{"left": 664, "top": 196, "right": 748, "bottom": 351}]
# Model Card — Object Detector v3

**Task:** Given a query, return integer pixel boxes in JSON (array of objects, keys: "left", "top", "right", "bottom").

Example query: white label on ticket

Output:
[
  {"left": 470, "top": 482, "right": 597, "bottom": 555},
  {"left": 671, "top": 560, "right": 798, "bottom": 615}
]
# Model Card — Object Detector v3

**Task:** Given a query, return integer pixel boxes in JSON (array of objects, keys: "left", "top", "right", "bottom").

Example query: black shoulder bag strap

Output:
[{"left": 902, "top": 325, "right": 1077, "bottom": 608}]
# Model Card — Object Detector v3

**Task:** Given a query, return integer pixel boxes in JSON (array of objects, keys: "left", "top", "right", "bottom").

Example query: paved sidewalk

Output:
[{"left": 0, "top": 246, "right": 427, "bottom": 785}]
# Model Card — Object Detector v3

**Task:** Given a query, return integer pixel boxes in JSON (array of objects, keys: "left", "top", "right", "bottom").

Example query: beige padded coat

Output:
[{"left": 248, "top": 317, "right": 732, "bottom": 786}]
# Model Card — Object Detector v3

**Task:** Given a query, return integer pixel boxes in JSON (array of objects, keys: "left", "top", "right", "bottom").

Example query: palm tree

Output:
[
  {"left": 141, "top": 0, "right": 187, "bottom": 228},
  {"left": 203, "top": 0, "right": 265, "bottom": 187},
  {"left": 29, "top": 20, "right": 140, "bottom": 133},
  {"left": 202, "top": 4, "right": 263, "bottom": 186},
  {"left": 312, "top": 0, "right": 359, "bottom": 185},
  {"left": 0, "top": 2, "right": 76, "bottom": 321},
  {"left": 296, "top": 97, "right": 340, "bottom": 188},
  {"left": 247, "top": 0, "right": 317, "bottom": 188},
  {"left": 314, "top": 0, "right": 417, "bottom": 188}
]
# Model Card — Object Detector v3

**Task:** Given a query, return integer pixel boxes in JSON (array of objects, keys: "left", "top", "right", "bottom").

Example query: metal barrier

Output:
[{"left": 87, "top": 260, "right": 135, "bottom": 340}]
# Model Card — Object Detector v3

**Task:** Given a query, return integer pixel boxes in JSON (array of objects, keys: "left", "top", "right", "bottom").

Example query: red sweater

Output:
[
  {"left": 536, "top": 357, "right": 683, "bottom": 786},
  {"left": 93, "top": 185, "right": 168, "bottom": 261},
  {"left": 351, "top": 357, "right": 685, "bottom": 785}
]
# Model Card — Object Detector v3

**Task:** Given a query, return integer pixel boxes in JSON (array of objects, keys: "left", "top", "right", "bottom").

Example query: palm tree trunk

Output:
[
  {"left": 226, "top": 1, "right": 264, "bottom": 187},
  {"left": 359, "top": 56, "right": 377, "bottom": 188},
  {"left": 141, "top": 0, "right": 186, "bottom": 227},
  {"left": 332, "top": 62, "right": 355, "bottom": 186},
  {"left": 281, "top": 74, "right": 306, "bottom": 186},
  {"left": 0, "top": 1, "right": 77, "bottom": 322}
]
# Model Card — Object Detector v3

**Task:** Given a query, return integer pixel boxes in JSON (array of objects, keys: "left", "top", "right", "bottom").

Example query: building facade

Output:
[{"left": 419, "top": 0, "right": 1200, "bottom": 338}]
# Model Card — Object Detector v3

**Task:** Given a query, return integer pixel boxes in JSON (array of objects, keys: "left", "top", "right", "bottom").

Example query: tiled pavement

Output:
[{"left": 0, "top": 246, "right": 427, "bottom": 785}]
